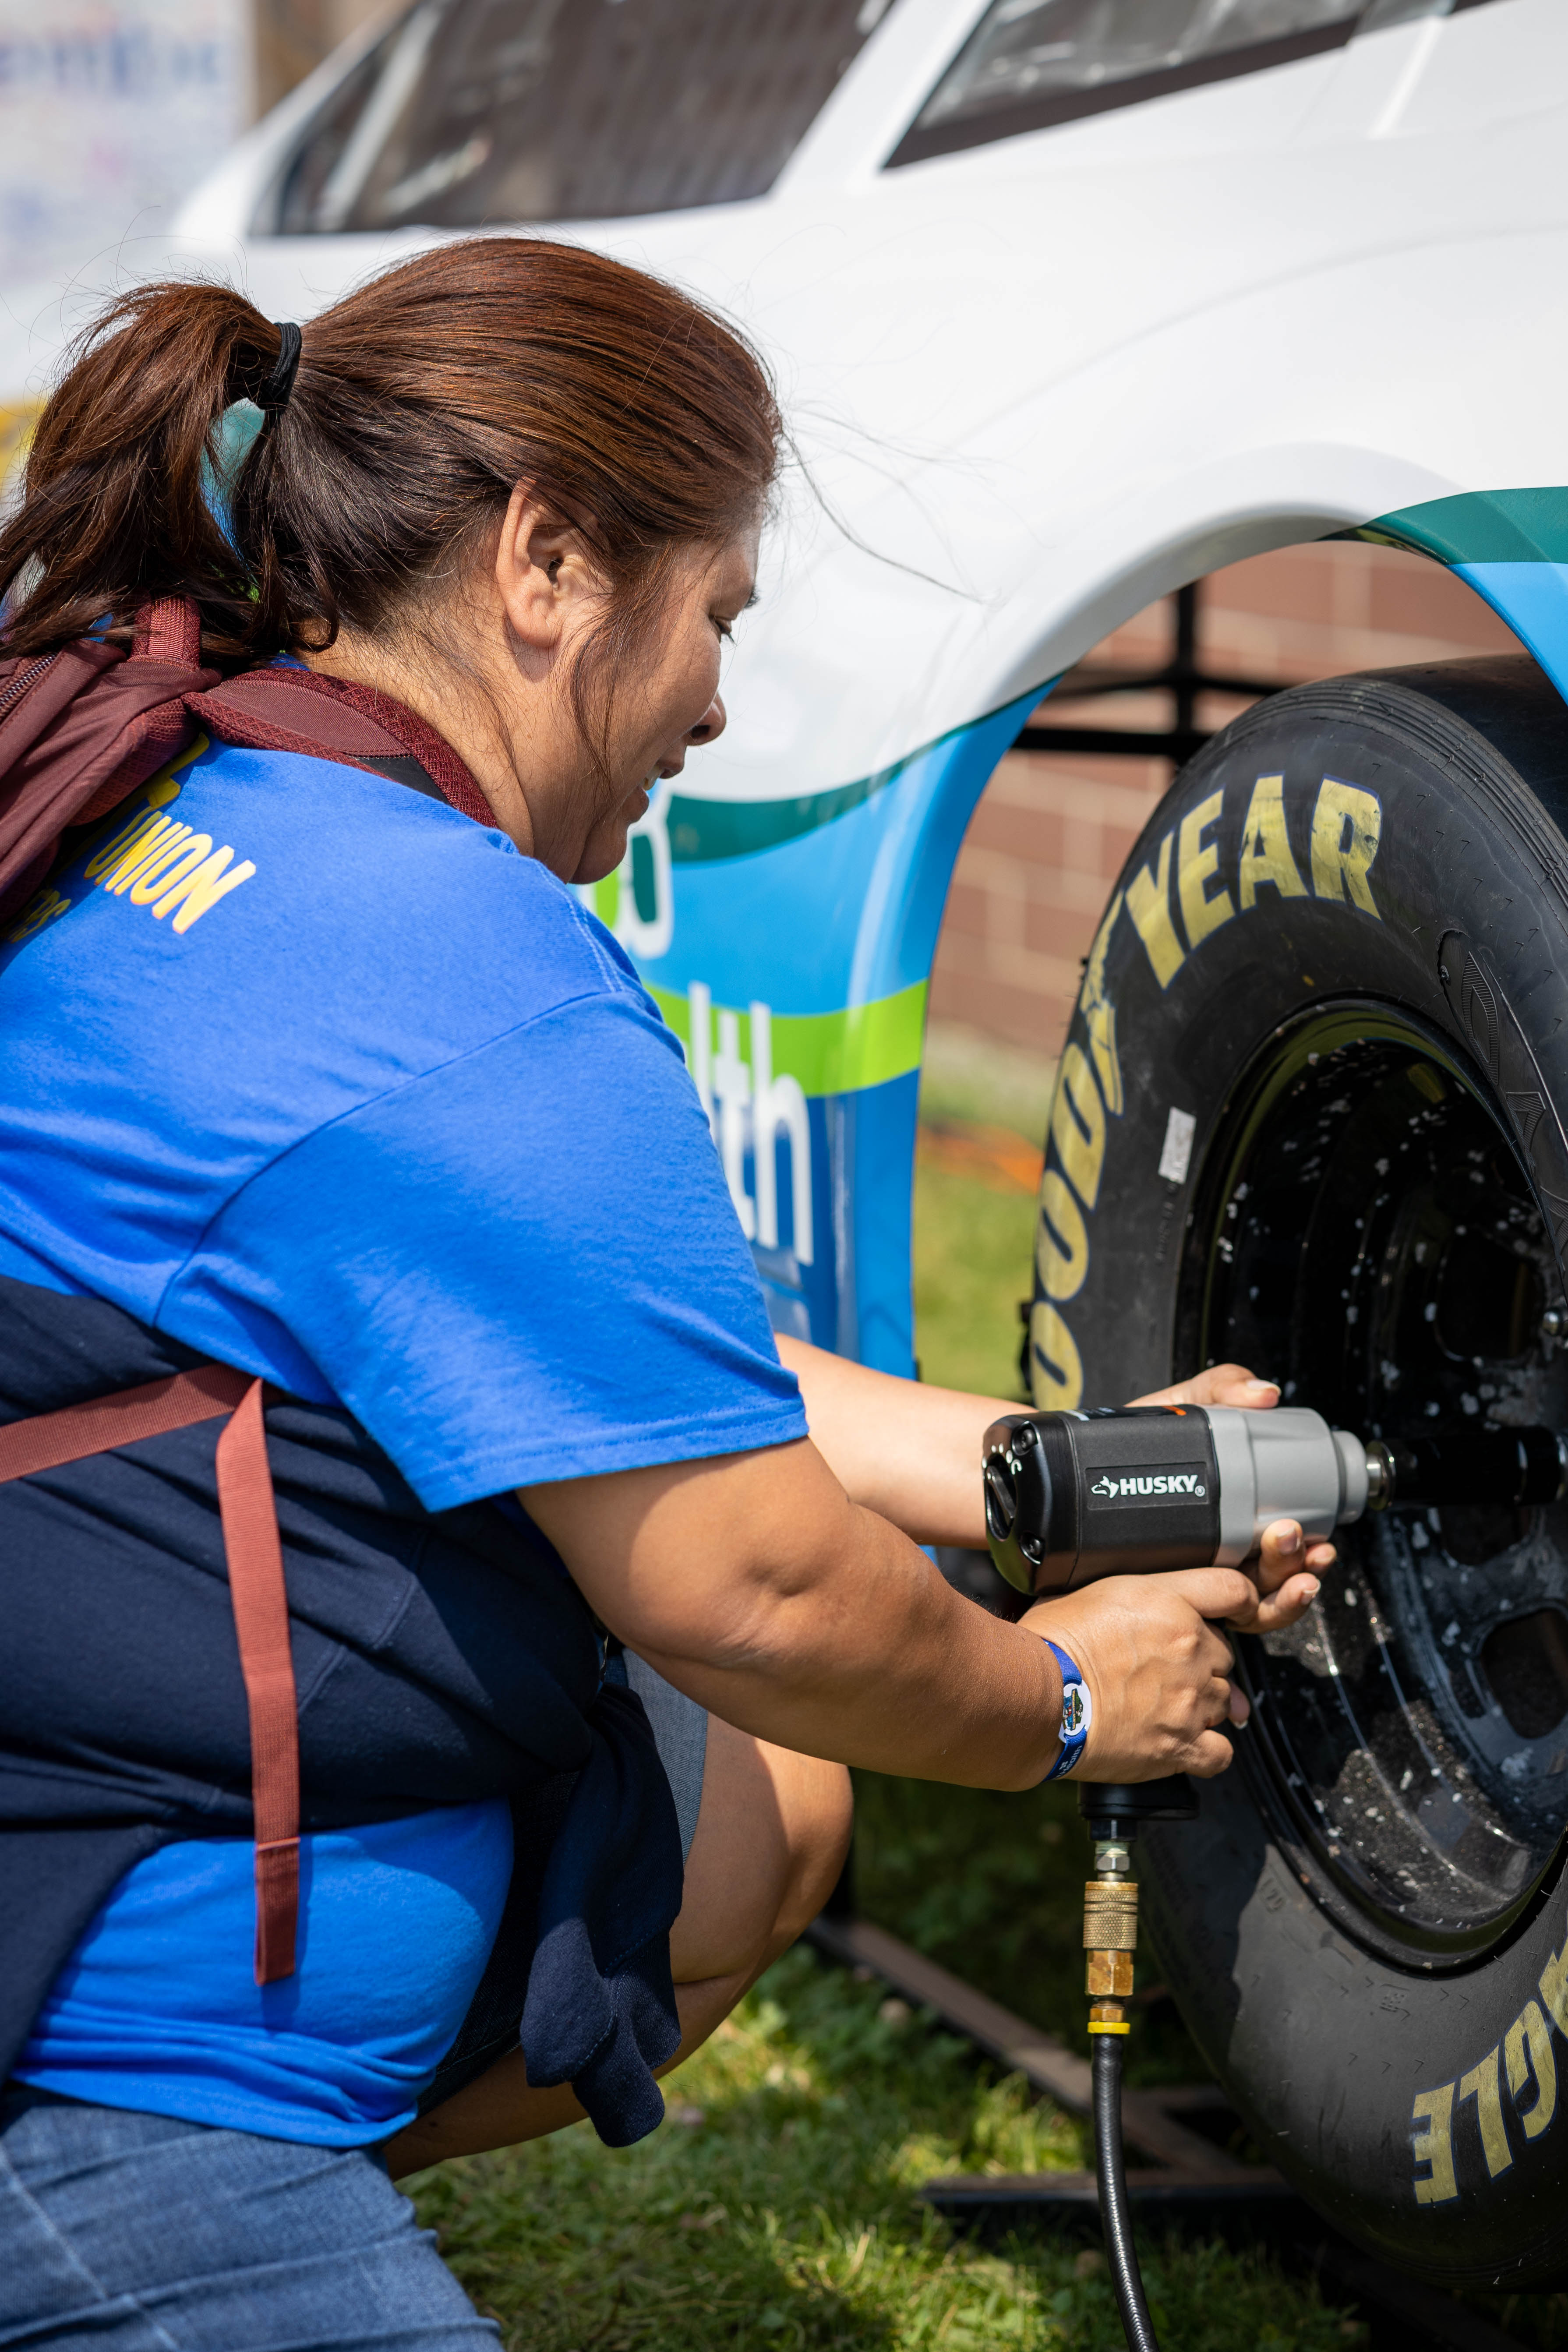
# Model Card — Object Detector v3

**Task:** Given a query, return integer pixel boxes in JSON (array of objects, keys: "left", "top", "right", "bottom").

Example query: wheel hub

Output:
[{"left": 1183, "top": 1003, "right": 1568, "bottom": 1961}]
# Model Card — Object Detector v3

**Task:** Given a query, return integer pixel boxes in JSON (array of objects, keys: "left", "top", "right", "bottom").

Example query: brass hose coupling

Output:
[{"left": 1085, "top": 1836, "right": 1136, "bottom": 2036}]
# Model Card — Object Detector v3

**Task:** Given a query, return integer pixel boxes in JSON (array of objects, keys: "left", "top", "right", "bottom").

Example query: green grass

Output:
[
  {"left": 911, "top": 1021, "right": 1048, "bottom": 1402},
  {"left": 919, "top": 1023, "right": 1058, "bottom": 1143},
  {"left": 414, "top": 1946, "right": 1361, "bottom": 2350},
  {"left": 911, "top": 1150, "right": 1037, "bottom": 1402}
]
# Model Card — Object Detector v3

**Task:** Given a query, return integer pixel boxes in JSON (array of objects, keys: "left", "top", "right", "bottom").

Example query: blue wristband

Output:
[{"left": 1041, "top": 1638, "right": 1092, "bottom": 1781}]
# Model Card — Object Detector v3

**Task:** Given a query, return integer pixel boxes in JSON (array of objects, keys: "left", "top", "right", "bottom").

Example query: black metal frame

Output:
[{"left": 1011, "top": 580, "right": 1281, "bottom": 767}]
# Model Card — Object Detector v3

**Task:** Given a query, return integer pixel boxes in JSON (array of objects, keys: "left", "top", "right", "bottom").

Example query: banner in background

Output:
[{"left": 0, "top": 2, "right": 246, "bottom": 292}]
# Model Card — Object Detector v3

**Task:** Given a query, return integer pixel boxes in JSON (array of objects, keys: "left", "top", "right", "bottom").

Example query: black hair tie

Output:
[{"left": 256, "top": 321, "right": 303, "bottom": 420}]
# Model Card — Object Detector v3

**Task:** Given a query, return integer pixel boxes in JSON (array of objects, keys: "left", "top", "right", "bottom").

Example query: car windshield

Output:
[{"left": 267, "top": 0, "right": 880, "bottom": 235}]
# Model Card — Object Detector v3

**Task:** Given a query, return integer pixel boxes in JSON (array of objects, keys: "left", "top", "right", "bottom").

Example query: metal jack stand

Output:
[{"left": 805, "top": 1777, "right": 1532, "bottom": 2352}]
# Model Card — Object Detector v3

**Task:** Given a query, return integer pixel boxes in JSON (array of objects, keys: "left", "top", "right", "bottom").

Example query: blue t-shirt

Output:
[
  {"left": 15, "top": 1805, "right": 514, "bottom": 2144},
  {"left": 1, "top": 731, "right": 805, "bottom": 2138}
]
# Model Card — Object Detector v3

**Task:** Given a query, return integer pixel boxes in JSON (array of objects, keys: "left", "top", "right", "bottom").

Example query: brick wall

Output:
[{"left": 928, "top": 541, "right": 1522, "bottom": 1061}]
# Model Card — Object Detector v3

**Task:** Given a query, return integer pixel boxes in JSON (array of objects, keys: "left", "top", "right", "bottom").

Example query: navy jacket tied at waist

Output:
[{"left": 0, "top": 1273, "right": 684, "bottom": 2145}]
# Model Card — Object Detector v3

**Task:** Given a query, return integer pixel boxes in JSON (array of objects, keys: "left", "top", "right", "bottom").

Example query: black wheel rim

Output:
[{"left": 1180, "top": 1000, "right": 1568, "bottom": 1965}]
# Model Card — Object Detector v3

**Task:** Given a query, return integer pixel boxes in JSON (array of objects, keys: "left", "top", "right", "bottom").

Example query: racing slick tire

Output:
[{"left": 1028, "top": 655, "right": 1568, "bottom": 2287}]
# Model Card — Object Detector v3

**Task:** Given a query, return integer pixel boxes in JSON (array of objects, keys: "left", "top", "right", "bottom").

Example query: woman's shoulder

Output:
[{"left": 174, "top": 735, "right": 647, "bottom": 1016}]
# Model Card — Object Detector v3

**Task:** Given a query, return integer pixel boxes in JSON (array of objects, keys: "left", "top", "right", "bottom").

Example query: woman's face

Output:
[
  {"left": 569, "top": 526, "right": 758, "bottom": 886},
  {"left": 303, "top": 505, "right": 759, "bottom": 881},
  {"left": 361, "top": 492, "right": 762, "bottom": 882}
]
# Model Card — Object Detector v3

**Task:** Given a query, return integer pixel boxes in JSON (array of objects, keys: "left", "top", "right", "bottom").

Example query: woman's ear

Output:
[{"left": 494, "top": 483, "right": 596, "bottom": 657}]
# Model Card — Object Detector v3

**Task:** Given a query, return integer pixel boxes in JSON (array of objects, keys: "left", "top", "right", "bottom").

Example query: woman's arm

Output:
[
  {"left": 519, "top": 1434, "right": 1320, "bottom": 1791},
  {"left": 773, "top": 1335, "right": 1287, "bottom": 1550}
]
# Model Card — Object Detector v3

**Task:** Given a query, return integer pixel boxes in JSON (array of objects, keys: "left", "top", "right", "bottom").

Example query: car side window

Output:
[
  {"left": 886, "top": 0, "right": 1473, "bottom": 170},
  {"left": 265, "top": 0, "right": 880, "bottom": 236}
]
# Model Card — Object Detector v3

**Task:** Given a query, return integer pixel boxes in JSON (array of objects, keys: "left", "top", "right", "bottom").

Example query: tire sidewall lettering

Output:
[{"left": 1033, "top": 766, "right": 1396, "bottom": 1412}]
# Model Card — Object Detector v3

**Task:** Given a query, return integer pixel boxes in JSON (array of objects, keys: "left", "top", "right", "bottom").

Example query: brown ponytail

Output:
[
  {"left": 0, "top": 239, "right": 782, "bottom": 705},
  {"left": 0, "top": 283, "right": 288, "bottom": 661}
]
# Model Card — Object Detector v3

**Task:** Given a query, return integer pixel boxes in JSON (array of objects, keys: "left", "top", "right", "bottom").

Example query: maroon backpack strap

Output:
[
  {"left": 215, "top": 1377, "right": 300, "bottom": 1984},
  {"left": 0, "top": 596, "right": 492, "bottom": 924},
  {"left": 0, "top": 1361, "right": 247, "bottom": 1475},
  {"left": 0, "top": 596, "right": 220, "bottom": 923},
  {"left": 192, "top": 666, "right": 492, "bottom": 826},
  {"left": 0, "top": 1360, "right": 300, "bottom": 1983},
  {"left": 0, "top": 654, "right": 56, "bottom": 724},
  {"left": 0, "top": 650, "right": 83, "bottom": 738}
]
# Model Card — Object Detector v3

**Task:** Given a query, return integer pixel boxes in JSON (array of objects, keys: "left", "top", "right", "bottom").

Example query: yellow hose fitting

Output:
[{"left": 1088, "top": 2000, "right": 1130, "bottom": 2036}]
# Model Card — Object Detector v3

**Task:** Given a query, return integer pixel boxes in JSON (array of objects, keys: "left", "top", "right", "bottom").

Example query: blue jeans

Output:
[{"left": 0, "top": 2085, "right": 498, "bottom": 2348}]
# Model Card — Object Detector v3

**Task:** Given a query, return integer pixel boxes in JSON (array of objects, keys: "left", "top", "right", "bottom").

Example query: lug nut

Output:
[{"left": 1365, "top": 1440, "right": 1393, "bottom": 1510}]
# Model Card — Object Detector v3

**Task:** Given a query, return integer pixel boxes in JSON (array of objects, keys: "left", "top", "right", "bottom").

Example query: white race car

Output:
[{"left": 62, "top": 0, "right": 1568, "bottom": 2290}]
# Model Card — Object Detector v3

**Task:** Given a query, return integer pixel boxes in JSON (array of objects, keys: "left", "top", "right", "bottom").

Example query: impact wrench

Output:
[{"left": 980, "top": 1401, "right": 1568, "bottom": 2352}]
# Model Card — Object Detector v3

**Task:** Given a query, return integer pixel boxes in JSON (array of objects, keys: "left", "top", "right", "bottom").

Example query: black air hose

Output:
[
  {"left": 1092, "top": 2029, "right": 1159, "bottom": 2352},
  {"left": 1079, "top": 1780, "right": 1196, "bottom": 2352}
]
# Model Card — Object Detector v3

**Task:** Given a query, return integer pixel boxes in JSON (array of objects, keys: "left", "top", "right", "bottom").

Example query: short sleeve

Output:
[{"left": 159, "top": 993, "right": 807, "bottom": 1511}]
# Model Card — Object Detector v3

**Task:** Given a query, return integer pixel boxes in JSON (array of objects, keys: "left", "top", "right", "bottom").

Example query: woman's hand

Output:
[
  {"left": 1130, "top": 1358, "right": 1339, "bottom": 1593},
  {"left": 1023, "top": 1517, "right": 1324, "bottom": 1781},
  {"left": 1129, "top": 1360, "right": 1282, "bottom": 1412}
]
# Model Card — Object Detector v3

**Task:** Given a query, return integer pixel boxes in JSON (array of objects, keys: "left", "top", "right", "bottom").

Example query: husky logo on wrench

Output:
[{"left": 1089, "top": 1471, "right": 1208, "bottom": 1501}]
